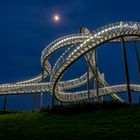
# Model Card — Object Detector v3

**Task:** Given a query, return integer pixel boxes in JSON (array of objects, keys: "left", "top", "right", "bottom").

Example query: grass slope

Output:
[{"left": 0, "top": 104, "right": 140, "bottom": 140}]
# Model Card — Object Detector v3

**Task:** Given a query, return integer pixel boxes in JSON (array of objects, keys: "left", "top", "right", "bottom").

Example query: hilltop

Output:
[{"left": 0, "top": 102, "right": 140, "bottom": 140}]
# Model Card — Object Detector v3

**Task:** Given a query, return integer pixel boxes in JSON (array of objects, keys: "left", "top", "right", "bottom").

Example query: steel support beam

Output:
[
  {"left": 3, "top": 96, "right": 7, "bottom": 111},
  {"left": 86, "top": 58, "right": 90, "bottom": 101},
  {"left": 85, "top": 52, "right": 99, "bottom": 101},
  {"left": 121, "top": 37, "right": 132, "bottom": 103},
  {"left": 33, "top": 94, "right": 36, "bottom": 111},
  {"left": 40, "top": 93, "right": 43, "bottom": 109},
  {"left": 94, "top": 49, "right": 99, "bottom": 101},
  {"left": 134, "top": 41, "right": 140, "bottom": 77},
  {"left": 40, "top": 67, "right": 44, "bottom": 109}
]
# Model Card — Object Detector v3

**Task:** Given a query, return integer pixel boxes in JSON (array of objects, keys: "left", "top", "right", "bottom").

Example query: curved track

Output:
[{"left": 1, "top": 21, "right": 140, "bottom": 103}]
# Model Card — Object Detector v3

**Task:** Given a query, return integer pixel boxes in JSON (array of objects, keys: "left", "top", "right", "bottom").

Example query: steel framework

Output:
[{"left": 1, "top": 21, "right": 140, "bottom": 103}]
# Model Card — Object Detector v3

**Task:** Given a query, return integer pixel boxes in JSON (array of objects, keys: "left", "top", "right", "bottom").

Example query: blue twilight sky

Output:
[{"left": 0, "top": 0, "right": 140, "bottom": 110}]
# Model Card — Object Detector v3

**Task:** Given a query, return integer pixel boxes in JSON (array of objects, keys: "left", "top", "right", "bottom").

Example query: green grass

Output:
[{"left": 0, "top": 103, "right": 140, "bottom": 140}]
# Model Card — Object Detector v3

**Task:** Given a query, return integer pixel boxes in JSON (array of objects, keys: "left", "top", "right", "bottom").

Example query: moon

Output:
[{"left": 53, "top": 14, "right": 60, "bottom": 22}]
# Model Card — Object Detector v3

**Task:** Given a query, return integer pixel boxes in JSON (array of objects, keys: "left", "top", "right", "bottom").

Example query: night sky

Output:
[{"left": 0, "top": 0, "right": 140, "bottom": 110}]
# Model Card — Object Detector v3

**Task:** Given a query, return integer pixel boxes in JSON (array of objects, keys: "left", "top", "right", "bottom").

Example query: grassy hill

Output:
[{"left": 0, "top": 102, "right": 140, "bottom": 140}]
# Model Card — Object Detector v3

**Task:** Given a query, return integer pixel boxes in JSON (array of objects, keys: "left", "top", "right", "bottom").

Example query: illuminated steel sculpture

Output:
[{"left": 1, "top": 21, "right": 140, "bottom": 104}]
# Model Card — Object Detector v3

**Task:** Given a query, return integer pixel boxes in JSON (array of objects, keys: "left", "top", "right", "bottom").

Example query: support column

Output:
[
  {"left": 121, "top": 37, "right": 132, "bottom": 103},
  {"left": 134, "top": 41, "right": 140, "bottom": 77},
  {"left": 86, "top": 58, "right": 90, "bottom": 102},
  {"left": 3, "top": 96, "right": 7, "bottom": 111},
  {"left": 40, "top": 67, "right": 44, "bottom": 109},
  {"left": 52, "top": 93, "right": 55, "bottom": 107},
  {"left": 94, "top": 49, "right": 99, "bottom": 101},
  {"left": 40, "top": 93, "right": 43, "bottom": 109},
  {"left": 33, "top": 94, "right": 36, "bottom": 111},
  {"left": 101, "top": 73, "right": 104, "bottom": 102}
]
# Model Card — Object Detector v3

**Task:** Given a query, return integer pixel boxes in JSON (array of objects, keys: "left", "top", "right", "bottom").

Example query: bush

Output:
[{"left": 42, "top": 100, "right": 129, "bottom": 114}]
